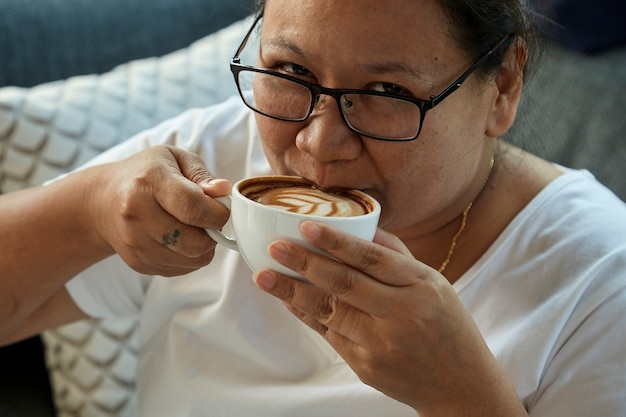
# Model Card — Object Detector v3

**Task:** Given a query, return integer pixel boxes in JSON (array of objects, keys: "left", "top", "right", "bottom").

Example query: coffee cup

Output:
[{"left": 206, "top": 175, "right": 381, "bottom": 280}]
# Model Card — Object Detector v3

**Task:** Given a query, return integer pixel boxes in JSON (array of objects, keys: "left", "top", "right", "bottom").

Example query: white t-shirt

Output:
[{"left": 67, "top": 96, "right": 626, "bottom": 416}]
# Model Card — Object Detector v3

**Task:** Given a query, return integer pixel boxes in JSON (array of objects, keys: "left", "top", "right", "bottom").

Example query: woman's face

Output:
[{"left": 255, "top": 0, "right": 503, "bottom": 237}]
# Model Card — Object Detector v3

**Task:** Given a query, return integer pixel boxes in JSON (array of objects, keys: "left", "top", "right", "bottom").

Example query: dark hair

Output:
[
  {"left": 253, "top": 0, "right": 544, "bottom": 80},
  {"left": 438, "top": 0, "right": 544, "bottom": 80}
]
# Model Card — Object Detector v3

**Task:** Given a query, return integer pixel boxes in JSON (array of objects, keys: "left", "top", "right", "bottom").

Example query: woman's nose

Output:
[{"left": 295, "top": 94, "right": 362, "bottom": 162}]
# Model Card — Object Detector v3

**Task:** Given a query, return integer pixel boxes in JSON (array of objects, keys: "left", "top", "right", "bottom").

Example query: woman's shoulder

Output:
[
  {"left": 520, "top": 163, "right": 626, "bottom": 228},
  {"left": 467, "top": 144, "right": 626, "bottom": 283},
  {"left": 497, "top": 144, "right": 625, "bottom": 224},
  {"left": 459, "top": 147, "right": 626, "bottom": 305},
  {"left": 486, "top": 149, "right": 626, "bottom": 274}
]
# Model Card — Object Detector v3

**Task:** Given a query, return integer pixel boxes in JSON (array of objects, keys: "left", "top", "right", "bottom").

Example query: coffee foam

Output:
[{"left": 243, "top": 182, "right": 370, "bottom": 217}]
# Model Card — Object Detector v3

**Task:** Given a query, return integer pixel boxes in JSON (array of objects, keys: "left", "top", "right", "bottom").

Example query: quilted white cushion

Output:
[{"left": 0, "top": 16, "right": 252, "bottom": 417}]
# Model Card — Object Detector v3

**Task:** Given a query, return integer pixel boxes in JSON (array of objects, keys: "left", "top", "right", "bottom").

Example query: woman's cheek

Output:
[{"left": 256, "top": 115, "right": 300, "bottom": 172}]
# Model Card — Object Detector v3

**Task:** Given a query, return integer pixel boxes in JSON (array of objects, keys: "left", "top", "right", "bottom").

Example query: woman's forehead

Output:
[
  {"left": 261, "top": 0, "right": 460, "bottom": 75},
  {"left": 263, "top": 0, "right": 452, "bottom": 53},
  {"left": 262, "top": 0, "right": 450, "bottom": 42}
]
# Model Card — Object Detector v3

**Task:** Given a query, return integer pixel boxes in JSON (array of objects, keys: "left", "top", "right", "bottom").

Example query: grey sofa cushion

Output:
[
  {"left": 0, "top": 0, "right": 255, "bottom": 88},
  {"left": 504, "top": 41, "right": 626, "bottom": 201}
]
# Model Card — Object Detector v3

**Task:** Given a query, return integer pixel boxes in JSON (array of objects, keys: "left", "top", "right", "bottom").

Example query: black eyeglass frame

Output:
[{"left": 230, "top": 13, "right": 514, "bottom": 142}]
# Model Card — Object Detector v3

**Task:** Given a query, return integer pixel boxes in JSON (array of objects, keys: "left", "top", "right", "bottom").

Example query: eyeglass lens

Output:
[{"left": 236, "top": 69, "right": 422, "bottom": 140}]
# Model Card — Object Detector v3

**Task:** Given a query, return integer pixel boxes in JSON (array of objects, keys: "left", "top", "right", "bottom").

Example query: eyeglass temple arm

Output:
[
  {"left": 232, "top": 13, "right": 264, "bottom": 63},
  {"left": 429, "top": 34, "right": 515, "bottom": 108}
]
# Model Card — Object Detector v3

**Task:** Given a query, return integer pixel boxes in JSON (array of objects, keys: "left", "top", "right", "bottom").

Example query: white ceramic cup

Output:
[{"left": 206, "top": 175, "right": 381, "bottom": 280}]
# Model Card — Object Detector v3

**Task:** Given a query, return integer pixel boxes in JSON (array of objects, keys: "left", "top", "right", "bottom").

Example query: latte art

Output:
[
  {"left": 207, "top": 175, "right": 380, "bottom": 280},
  {"left": 242, "top": 182, "right": 371, "bottom": 217}
]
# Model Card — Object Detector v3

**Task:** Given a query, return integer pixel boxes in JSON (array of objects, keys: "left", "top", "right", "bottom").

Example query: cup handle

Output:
[{"left": 206, "top": 196, "right": 240, "bottom": 252}]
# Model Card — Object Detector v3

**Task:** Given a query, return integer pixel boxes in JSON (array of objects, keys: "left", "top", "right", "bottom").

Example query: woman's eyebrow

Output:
[
  {"left": 261, "top": 38, "right": 306, "bottom": 57},
  {"left": 357, "top": 62, "right": 432, "bottom": 84},
  {"left": 261, "top": 38, "right": 433, "bottom": 85}
]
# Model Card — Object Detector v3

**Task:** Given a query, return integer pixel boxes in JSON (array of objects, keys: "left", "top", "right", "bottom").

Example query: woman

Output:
[{"left": 1, "top": 0, "right": 625, "bottom": 416}]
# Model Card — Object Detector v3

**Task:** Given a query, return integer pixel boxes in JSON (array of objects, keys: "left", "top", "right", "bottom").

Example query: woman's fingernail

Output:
[
  {"left": 205, "top": 178, "right": 228, "bottom": 188},
  {"left": 255, "top": 271, "right": 277, "bottom": 290},
  {"left": 269, "top": 242, "right": 289, "bottom": 261},
  {"left": 300, "top": 221, "right": 321, "bottom": 240}
]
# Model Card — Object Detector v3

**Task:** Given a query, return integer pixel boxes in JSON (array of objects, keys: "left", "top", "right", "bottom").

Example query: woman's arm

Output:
[
  {"left": 0, "top": 170, "right": 112, "bottom": 344},
  {"left": 254, "top": 223, "right": 529, "bottom": 417},
  {"left": 0, "top": 145, "right": 231, "bottom": 344}
]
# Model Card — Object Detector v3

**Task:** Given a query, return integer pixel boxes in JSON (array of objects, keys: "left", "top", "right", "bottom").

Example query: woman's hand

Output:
[
  {"left": 0, "top": 144, "right": 232, "bottom": 343},
  {"left": 253, "top": 221, "right": 527, "bottom": 416},
  {"left": 87, "top": 145, "right": 231, "bottom": 277}
]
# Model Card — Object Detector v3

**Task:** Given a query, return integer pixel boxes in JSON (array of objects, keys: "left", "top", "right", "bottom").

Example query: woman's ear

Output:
[{"left": 486, "top": 39, "right": 527, "bottom": 138}]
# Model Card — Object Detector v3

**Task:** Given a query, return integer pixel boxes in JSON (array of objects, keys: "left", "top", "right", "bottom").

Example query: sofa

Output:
[
  {"left": 0, "top": 0, "right": 256, "bottom": 88},
  {"left": 0, "top": 2, "right": 624, "bottom": 417}
]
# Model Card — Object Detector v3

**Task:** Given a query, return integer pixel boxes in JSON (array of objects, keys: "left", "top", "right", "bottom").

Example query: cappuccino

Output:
[
  {"left": 207, "top": 175, "right": 381, "bottom": 279},
  {"left": 240, "top": 179, "right": 372, "bottom": 217}
]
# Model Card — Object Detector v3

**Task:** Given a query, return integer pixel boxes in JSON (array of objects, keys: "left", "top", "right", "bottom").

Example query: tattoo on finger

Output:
[{"left": 162, "top": 229, "right": 181, "bottom": 247}]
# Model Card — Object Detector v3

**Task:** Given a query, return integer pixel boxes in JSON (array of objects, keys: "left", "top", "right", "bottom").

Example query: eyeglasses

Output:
[{"left": 230, "top": 14, "right": 513, "bottom": 142}]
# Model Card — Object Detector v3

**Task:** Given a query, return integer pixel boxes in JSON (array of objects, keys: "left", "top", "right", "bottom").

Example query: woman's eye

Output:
[
  {"left": 281, "top": 63, "right": 312, "bottom": 77},
  {"left": 371, "top": 82, "right": 409, "bottom": 96}
]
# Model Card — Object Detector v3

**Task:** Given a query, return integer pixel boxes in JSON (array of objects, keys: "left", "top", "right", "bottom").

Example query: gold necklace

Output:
[{"left": 438, "top": 156, "right": 495, "bottom": 274}]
